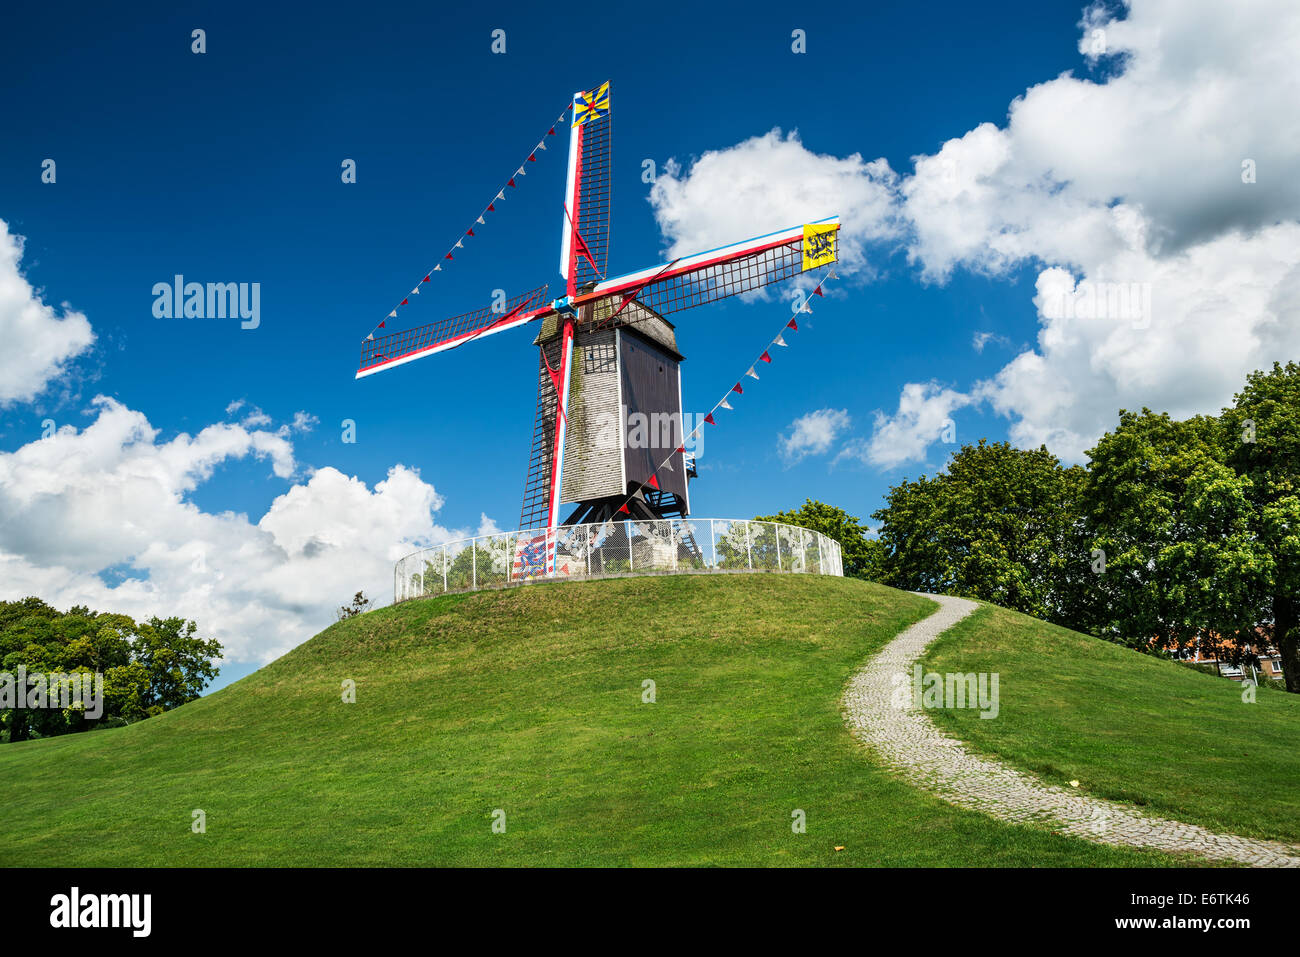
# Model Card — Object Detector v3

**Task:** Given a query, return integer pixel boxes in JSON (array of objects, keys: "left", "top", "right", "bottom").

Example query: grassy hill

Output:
[
  {"left": 0, "top": 575, "right": 1282, "bottom": 867},
  {"left": 922, "top": 602, "right": 1300, "bottom": 845}
]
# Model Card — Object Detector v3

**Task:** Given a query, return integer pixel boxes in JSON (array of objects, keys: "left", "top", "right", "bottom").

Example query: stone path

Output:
[{"left": 843, "top": 594, "right": 1300, "bottom": 867}]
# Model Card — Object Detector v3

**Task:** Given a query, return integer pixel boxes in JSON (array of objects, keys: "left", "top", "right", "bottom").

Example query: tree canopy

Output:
[
  {"left": 771, "top": 363, "right": 1300, "bottom": 693},
  {"left": 872, "top": 441, "right": 1086, "bottom": 624},
  {"left": 1, "top": 599, "right": 221, "bottom": 742}
]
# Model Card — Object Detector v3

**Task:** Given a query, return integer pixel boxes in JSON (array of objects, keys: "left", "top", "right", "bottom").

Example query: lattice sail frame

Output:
[
  {"left": 519, "top": 337, "right": 564, "bottom": 529},
  {"left": 561, "top": 85, "right": 612, "bottom": 295},
  {"left": 581, "top": 231, "right": 826, "bottom": 331},
  {"left": 357, "top": 285, "right": 550, "bottom": 377},
  {"left": 571, "top": 113, "right": 611, "bottom": 291}
]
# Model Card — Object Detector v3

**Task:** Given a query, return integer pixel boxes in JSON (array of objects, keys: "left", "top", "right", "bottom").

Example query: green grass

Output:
[
  {"left": 0, "top": 576, "right": 1212, "bottom": 866},
  {"left": 922, "top": 603, "right": 1300, "bottom": 845}
]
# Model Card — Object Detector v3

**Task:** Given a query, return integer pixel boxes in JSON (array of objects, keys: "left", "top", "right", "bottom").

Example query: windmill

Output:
[{"left": 357, "top": 82, "right": 839, "bottom": 552}]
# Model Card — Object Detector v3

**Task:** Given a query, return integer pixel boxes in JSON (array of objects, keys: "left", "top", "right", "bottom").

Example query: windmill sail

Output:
[
  {"left": 560, "top": 81, "right": 612, "bottom": 295},
  {"left": 356, "top": 284, "right": 551, "bottom": 378},
  {"left": 582, "top": 219, "right": 840, "bottom": 326},
  {"left": 519, "top": 338, "right": 565, "bottom": 530}
]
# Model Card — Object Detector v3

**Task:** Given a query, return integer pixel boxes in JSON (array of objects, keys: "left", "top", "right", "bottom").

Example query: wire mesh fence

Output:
[{"left": 394, "top": 518, "right": 844, "bottom": 602}]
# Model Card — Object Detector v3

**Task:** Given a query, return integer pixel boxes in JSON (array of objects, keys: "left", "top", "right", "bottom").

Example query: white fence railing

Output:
[{"left": 394, "top": 518, "right": 844, "bottom": 602}]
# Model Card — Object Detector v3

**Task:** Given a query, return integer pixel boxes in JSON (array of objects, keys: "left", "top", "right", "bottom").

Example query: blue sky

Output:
[
  {"left": 3, "top": 0, "right": 1296, "bottom": 685},
  {"left": 1, "top": 1, "right": 1079, "bottom": 519}
]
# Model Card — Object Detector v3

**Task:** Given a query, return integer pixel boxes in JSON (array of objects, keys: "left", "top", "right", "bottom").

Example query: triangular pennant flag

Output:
[
  {"left": 400, "top": 298, "right": 408, "bottom": 306},
  {"left": 663, "top": 458, "right": 673, "bottom": 471},
  {"left": 759, "top": 351, "right": 772, "bottom": 363},
  {"left": 745, "top": 366, "right": 759, "bottom": 379},
  {"left": 366, "top": 333, "right": 374, "bottom": 340},
  {"left": 445, "top": 253, "right": 453, "bottom": 260},
  {"left": 647, "top": 474, "right": 659, "bottom": 490},
  {"left": 410, "top": 287, "right": 419, "bottom": 296},
  {"left": 496, "top": 190, "right": 505, "bottom": 200},
  {"left": 487, "top": 203, "right": 495, "bottom": 212},
  {"left": 434, "top": 264, "right": 442, "bottom": 271},
  {"left": 516, "top": 167, "right": 526, "bottom": 177},
  {"left": 618, "top": 504, "right": 630, "bottom": 514},
  {"left": 386, "top": 311, "right": 395, "bottom": 318},
  {"left": 719, "top": 398, "right": 733, "bottom": 410},
  {"left": 773, "top": 334, "right": 787, "bottom": 347},
  {"left": 704, "top": 413, "right": 715, "bottom": 425},
  {"left": 476, "top": 216, "right": 485, "bottom": 225},
  {"left": 536, "top": 141, "right": 546, "bottom": 151},
  {"left": 813, "top": 286, "right": 825, "bottom": 297},
  {"left": 527, "top": 153, "right": 536, "bottom": 162},
  {"left": 548, "top": 126, "right": 556, "bottom": 136},
  {"left": 828, "top": 270, "right": 839, "bottom": 280},
  {"left": 800, "top": 302, "right": 812, "bottom": 314},
  {"left": 787, "top": 319, "right": 798, "bottom": 331},
  {"left": 466, "top": 228, "right": 474, "bottom": 237},
  {"left": 731, "top": 383, "right": 744, "bottom": 395},
  {"left": 508, "top": 178, "right": 516, "bottom": 188},
  {"left": 422, "top": 275, "right": 430, "bottom": 283},
  {"left": 454, "top": 239, "right": 464, "bottom": 249}
]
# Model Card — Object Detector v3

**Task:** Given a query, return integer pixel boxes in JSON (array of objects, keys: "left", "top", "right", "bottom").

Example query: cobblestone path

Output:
[{"left": 843, "top": 594, "right": 1300, "bottom": 867}]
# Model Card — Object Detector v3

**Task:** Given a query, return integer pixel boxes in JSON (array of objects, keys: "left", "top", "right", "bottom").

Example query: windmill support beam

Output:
[{"left": 544, "top": 317, "right": 576, "bottom": 540}]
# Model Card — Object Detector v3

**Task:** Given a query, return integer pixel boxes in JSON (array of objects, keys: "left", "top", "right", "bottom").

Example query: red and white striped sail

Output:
[{"left": 356, "top": 285, "right": 551, "bottom": 379}]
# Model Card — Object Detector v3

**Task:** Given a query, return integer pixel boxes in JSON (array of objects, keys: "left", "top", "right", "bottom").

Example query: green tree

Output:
[
  {"left": 1080, "top": 366, "right": 1300, "bottom": 692},
  {"left": 1222, "top": 362, "right": 1300, "bottom": 692},
  {"left": 872, "top": 441, "right": 1086, "bottom": 622},
  {"left": 754, "top": 499, "right": 882, "bottom": 579},
  {"left": 131, "top": 616, "right": 222, "bottom": 714},
  {"left": 1079, "top": 409, "right": 1260, "bottom": 653},
  {"left": 3, "top": 602, "right": 223, "bottom": 740}
]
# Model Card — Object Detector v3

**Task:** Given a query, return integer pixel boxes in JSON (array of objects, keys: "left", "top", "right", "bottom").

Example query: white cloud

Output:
[
  {"left": 240, "top": 407, "right": 272, "bottom": 428},
  {"left": 904, "top": 0, "right": 1300, "bottom": 281},
  {"left": 289, "top": 410, "right": 319, "bottom": 433},
  {"left": 0, "top": 396, "right": 474, "bottom": 664},
  {"left": 0, "top": 221, "right": 94, "bottom": 406},
  {"left": 649, "top": 129, "right": 899, "bottom": 276},
  {"left": 840, "top": 0, "right": 1300, "bottom": 466},
  {"left": 845, "top": 383, "right": 972, "bottom": 470},
  {"left": 778, "top": 408, "right": 851, "bottom": 464},
  {"left": 974, "top": 223, "right": 1300, "bottom": 461},
  {"left": 972, "top": 331, "right": 1011, "bottom": 354},
  {"left": 891, "top": 0, "right": 1300, "bottom": 462}
]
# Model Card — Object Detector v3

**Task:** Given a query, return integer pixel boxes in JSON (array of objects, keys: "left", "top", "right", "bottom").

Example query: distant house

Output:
[{"left": 1174, "top": 637, "right": 1285, "bottom": 683}]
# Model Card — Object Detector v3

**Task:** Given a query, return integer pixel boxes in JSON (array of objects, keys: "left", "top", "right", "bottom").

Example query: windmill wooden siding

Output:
[
  {"left": 537, "top": 300, "right": 689, "bottom": 513},
  {"left": 561, "top": 327, "right": 623, "bottom": 503},
  {"left": 619, "top": 331, "right": 688, "bottom": 501}
]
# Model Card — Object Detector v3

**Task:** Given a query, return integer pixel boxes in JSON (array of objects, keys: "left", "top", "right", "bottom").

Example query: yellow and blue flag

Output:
[
  {"left": 573, "top": 81, "right": 611, "bottom": 126},
  {"left": 802, "top": 223, "right": 838, "bottom": 270}
]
